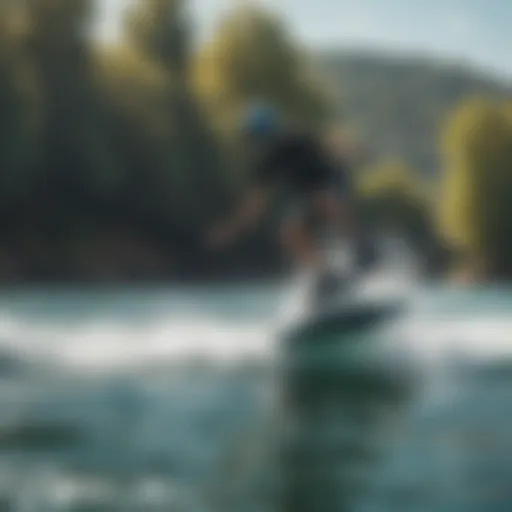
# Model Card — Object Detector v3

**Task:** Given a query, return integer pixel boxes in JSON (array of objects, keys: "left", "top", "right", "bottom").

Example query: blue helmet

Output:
[{"left": 241, "top": 103, "right": 279, "bottom": 138}]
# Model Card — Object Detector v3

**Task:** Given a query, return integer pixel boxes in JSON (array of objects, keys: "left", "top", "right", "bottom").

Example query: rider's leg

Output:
[
  {"left": 310, "top": 188, "right": 377, "bottom": 271},
  {"left": 279, "top": 212, "right": 322, "bottom": 271},
  {"left": 310, "top": 188, "right": 357, "bottom": 238}
]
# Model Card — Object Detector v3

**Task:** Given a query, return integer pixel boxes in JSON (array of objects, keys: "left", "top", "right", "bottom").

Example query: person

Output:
[{"left": 208, "top": 103, "right": 375, "bottom": 298}]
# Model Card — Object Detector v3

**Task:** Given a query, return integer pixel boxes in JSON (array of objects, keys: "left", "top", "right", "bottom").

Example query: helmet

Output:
[{"left": 241, "top": 103, "right": 279, "bottom": 138}]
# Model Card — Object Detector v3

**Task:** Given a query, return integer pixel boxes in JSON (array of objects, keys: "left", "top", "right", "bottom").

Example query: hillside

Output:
[{"left": 316, "top": 50, "right": 512, "bottom": 174}]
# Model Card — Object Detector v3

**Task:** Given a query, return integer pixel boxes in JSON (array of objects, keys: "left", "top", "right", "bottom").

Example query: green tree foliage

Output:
[
  {"left": 125, "top": 0, "right": 189, "bottom": 76},
  {"left": 439, "top": 97, "right": 512, "bottom": 276},
  {"left": 95, "top": 46, "right": 177, "bottom": 228},
  {"left": 193, "top": 3, "right": 332, "bottom": 135},
  {"left": 124, "top": 0, "right": 230, "bottom": 230},
  {"left": 6, "top": 0, "right": 506, "bottom": 280},
  {"left": 0, "top": 4, "right": 42, "bottom": 252},
  {"left": 0, "top": 10, "right": 35, "bottom": 199},
  {"left": 356, "top": 160, "right": 433, "bottom": 245},
  {"left": 24, "top": 0, "right": 120, "bottom": 238},
  {"left": 1, "top": 0, "right": 291, "bottom": 279}
]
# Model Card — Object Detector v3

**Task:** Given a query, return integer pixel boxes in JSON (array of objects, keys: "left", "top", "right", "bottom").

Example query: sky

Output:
[{"left": 94, "top": 0, "right": 512, "bottom": 80}]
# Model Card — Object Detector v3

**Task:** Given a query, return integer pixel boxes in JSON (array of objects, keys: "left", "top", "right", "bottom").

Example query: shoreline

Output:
[{"left": 0, "top": 269, "right": 286, "bottom": 288}]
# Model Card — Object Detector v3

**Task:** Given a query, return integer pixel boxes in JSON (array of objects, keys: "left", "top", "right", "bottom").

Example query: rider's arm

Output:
[
  {"left": 209, "top": 141, "right": 279, "bottom": 247},
  {"left": 222, "top": 143, "right": 280, "bottom": 238},
  {"left": 223, "top": 185, "right": 271, "bottom": 238},
  {"left": 209, "top": 185, "right": 272, "bottom": 247}
]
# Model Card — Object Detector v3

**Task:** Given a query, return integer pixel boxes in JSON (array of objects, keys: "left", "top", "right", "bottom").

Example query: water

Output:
[
  {"left": 0, "top": 284, "right": 283, "bottom": 511},
  {"left": 0, "top": 256, "right": 510, "bottom": 511},
  {"left": 355, "top": 286, "right": 512, "bottom": 512},
  {"left": 0, "top": 284, "right": 284, "bottom": 370},
  {"left": 0, "top": 241, "right": 435, "bottom": 511}
]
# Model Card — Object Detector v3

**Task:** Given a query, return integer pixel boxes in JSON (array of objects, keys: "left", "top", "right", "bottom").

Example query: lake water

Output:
[
  {"left": 0, "top": 267, "right": 511, "bottom": 511},
  {"left": 0, "top": 283, "right": 285, "bottom": 511}
]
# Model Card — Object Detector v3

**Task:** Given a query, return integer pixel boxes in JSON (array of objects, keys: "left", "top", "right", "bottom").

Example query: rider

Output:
[{"left": 208, "top": 103, "right": 373, "bottom": 295}]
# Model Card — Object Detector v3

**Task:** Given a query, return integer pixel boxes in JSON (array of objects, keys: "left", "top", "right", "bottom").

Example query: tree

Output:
[
  {"left": 439, "top": 97, "right": 512, "bottom": 277},
  {"left": 192, "top": 3, "right": 332, "bottom": 136},
  {"left": 0, "top": 5, "right": 40, "bottom": 239},
  {"left": 95, "top": 46, "right": 177, "bottom": 229},
  {"left": 356, "top": 159, "right": 432, "bottom": 245},
  {"left": 125, "top": 0, "right": 189, "bottom": 78},
  {"left": 124, "top": 0, "right": 230, "bottom": 233},
  {"left": 24, "top": 0, "right": 119, "bottom": 238}
]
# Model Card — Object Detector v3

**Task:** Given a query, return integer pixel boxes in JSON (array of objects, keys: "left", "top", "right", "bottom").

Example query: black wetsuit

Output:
[
  {"left": 251, "top": 131, "right": 351, "bottom": 224},
  {"left": 251, "top": 131, "right": 348, "bottom": 194}
]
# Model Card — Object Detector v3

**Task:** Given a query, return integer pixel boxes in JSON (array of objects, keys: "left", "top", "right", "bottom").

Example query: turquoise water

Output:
[
  {"left": 0, "top": 282, "right": 512, "bottom": 510},
  {"left": 0, "top": 284, "right": 283, "bottom": 511},
  {"left": 0, "top": 284, "right": 283, "bottom": 371}
]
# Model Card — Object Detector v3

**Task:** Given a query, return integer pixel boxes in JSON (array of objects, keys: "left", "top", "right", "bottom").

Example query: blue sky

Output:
[{"left": 95, "top": 0, "right": 512, "bottom": 80}]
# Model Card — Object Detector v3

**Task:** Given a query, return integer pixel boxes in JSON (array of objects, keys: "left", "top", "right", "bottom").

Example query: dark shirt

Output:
[{"left": 251, "top": 131, "right": 341, "bottom": 195}]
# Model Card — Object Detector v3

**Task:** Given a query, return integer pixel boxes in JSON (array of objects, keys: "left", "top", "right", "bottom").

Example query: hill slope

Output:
[{"left": 316, "top": 50, "right": 512, "bottom": 173}]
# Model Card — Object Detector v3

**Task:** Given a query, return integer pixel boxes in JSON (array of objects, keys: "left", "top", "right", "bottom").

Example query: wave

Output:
[{"left": 0, "top": 308, "right": 277, "bottom": 374}]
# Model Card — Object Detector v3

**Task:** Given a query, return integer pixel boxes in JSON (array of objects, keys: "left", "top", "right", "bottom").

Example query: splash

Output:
[{"left": 0, "top": 308, "right": 277, "bottom": 374}]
